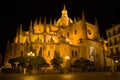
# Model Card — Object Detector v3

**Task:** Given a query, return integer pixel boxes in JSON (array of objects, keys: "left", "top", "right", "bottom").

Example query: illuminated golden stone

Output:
[{"left": 4, "top": 5, "right": 108, "bottom": 70}]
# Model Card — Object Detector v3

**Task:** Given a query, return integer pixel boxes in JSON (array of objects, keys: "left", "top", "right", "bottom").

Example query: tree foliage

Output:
[
  {"left": 50, "top": 55, "right": 63, "bottom": 70},
  {"left": 32, "top": 55, "right": 49, "bottom": 70},
  {"left": 8, "top": 57, "right": 17, "bottom": 67},
  {"left": 73, "top": 57, "right": 94, "bottom": 71}
]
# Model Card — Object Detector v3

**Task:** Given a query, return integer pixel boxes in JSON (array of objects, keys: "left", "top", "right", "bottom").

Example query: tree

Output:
[
  {"left": 17, "top": 56, "right": 28, "bottom": 68},
  {"left": 32, "top": 55, "right": 49, "bottom": 70},
  {"left": 73, "top": 57, "right": 93, "bottom": 72},
  {"left": 8, "top": 58, "right": 17, "bottom": 68},
  {"left": 50, "top": 55, "right": 63, "bottom": 70}
]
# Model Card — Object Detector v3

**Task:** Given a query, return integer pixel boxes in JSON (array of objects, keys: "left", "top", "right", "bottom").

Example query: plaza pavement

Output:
[{"left": 0, "top": 72, "right": 120, "bottom": 80}]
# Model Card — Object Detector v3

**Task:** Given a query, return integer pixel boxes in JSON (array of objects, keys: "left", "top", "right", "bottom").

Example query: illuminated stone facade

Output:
[{"left": 4, "top": 5, "right": 106, "bottom": 70}]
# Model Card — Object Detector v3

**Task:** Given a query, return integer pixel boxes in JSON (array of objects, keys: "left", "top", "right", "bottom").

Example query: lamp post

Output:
[
  {"left": 27, "top": 51, "right": 35, "bottom": 74},
  {"left": 65, "top": 56, "right": 70, "bottom": 73},
  {"left": 115, "top": 60, "right": 118, "bottom": 72}
]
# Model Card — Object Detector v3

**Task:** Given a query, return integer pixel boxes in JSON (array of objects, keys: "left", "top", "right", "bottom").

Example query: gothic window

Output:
[
  {"left": 67, "top": 32, "right": 69, "bottom": 37},
  {"left": 71, "top": 50, "right": 74, "bottom": 57},
  {"left": 21, "top": 51, "right": 23, "bottom": 56},
  {"left": 39, "top": 47, "right": 42, "bottom": 56},
  {"left": 74, "top": 29, "right": 77, "bottom": 34},
  {"left": 48, "top": 51, "right": 50, "bottom": 57},
  {"left": 54, "top": 50, "right": 58, "bottom": 58}
]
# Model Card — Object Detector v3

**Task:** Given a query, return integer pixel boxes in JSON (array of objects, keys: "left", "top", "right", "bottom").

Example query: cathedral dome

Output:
[{"left": 56, "top": 5, "right": 73, "bottom": 27}]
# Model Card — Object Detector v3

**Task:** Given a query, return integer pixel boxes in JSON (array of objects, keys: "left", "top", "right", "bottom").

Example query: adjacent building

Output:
[
  {"left": 106, "top": 23, "right": 120, "bottom": 71},
  {"left": 4, "top": 5, "right": 106, "bottom": 70}
]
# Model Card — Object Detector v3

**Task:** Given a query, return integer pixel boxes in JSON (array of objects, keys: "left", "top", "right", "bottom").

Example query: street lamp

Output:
[
  {"left": 65, "top": 56, "right": 70, "bottom": 73},
  {"left": 27, "top": 51, "right": 35, "bottom": 74},
  {"left": 28, "top": 51, "right": 35, "bottom": 57}
]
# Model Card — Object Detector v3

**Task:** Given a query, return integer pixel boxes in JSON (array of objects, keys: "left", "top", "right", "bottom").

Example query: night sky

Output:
[{"left": 0, "top": 0, "right": 120, "bottom": 55}]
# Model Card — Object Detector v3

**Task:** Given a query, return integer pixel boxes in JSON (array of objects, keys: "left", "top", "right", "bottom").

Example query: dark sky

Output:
[{"left": 0, "top": 0, "right": 120, "bottom": 55}]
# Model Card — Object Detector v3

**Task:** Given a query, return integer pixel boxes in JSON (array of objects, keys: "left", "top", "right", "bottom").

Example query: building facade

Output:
[
  {"left": 4, "top": 5, "right": 106, "bottom": 70},
  {"left": 106, "top": 23, "right": 120, "bottom": 71}
]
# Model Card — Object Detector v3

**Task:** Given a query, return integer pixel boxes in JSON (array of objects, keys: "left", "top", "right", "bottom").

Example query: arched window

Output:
[
  {"left": 39, "top": 47, "right": 42, "bottom": 56},
  {"left": 54, "top": 50, "right": 58, "bottom": 58},
  {"left": 71, "top": 50, "right": 74, "bottom": 57},
  {"left": 67, "top": 32, "right": 69, "bottom": 37},
  {"left": 74, "top": 29, "right": 77, "bottom": 34},
  {"left": 75, "top": 51, "right": 77, "bottom": 57},
  {"left": 21, "top": 51, "right": 23, "bottom": 56},
  {"left": 48, "top": 51, "right": 50, "bottom": 57}
]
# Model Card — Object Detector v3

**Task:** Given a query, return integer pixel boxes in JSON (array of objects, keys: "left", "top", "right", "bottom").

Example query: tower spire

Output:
[
  {"left": 50, "top": 17, "right": 52, "bottom": 25},
  {"left": 74, "top": 17, "right": 76, "bottom": 23},
  {"left": 82, "top": 10, "right": 86, "bottom": 22},
  {"left": 29, "top": 20, "right": 33, "bottom": 32},
  {"left": 54, "top": 18, "right": 56, "bottom": 25},
  {"left": 39, "top": 17, "right": 42, "bottom": 24},
  {"left": 95, "top": 17, "right": 98, "bottom": 28},
  {"left": 63, "top": 4, "right": 66, "bottom": 10},
  {"left": 62, "top": 4, "right": 68, "bottom": 17},
  {"left": 16, "top": 27, "right": 20, "bottom": 43},
  {"left": 95, "top": 17, "right": 100, "bottom": 40},
  {"left": 44, "top": 17, "right": 46, "bottom": 24},
  {"left": 34, "top": 18, "right": 37, "bottom": 25},
  {"left": 82, "top": 10, "right": 87, "bottom": 39}
]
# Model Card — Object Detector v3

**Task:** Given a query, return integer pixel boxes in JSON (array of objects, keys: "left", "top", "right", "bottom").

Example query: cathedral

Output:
[{"left": 4, "top": 5, "right": 108, "bottom": 70}]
